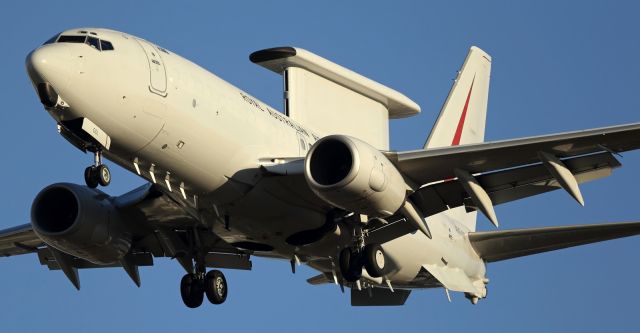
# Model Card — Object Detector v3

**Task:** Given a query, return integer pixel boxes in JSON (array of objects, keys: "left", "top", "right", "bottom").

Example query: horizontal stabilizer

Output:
[
  {"left": 469, "top": 221, "right": 640, "bottom": 263},
  {"left": 351, "top": 287, "right": 411, "bottom": 306}
]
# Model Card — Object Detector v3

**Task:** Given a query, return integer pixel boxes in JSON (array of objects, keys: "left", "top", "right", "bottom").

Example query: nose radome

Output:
[{"left": 26, "top": 45, "right": 72, "bottom": 91}]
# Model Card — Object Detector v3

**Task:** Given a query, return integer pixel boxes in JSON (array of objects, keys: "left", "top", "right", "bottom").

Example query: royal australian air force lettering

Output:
[{"left": 238, "top": 91, "right": 320, "bottom": 157}]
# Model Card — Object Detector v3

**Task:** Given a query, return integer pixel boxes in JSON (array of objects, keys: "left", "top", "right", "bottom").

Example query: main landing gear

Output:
[
  {"left": 180, "top": 270, "right": 228, "bottom": 308},
  {"left": 180, "top": 255, "right": 228, "bottom": 308},
  {"left": 84, "top": 149, "right": 110, "bottom": 188},
  {"left": 339, "top": 243, "right": 388, "bottom": 282}
]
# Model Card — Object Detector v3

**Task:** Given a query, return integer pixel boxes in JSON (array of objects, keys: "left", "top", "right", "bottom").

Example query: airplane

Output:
[{"left": 1, "top": 27, "right": 640, "bottom": 307}]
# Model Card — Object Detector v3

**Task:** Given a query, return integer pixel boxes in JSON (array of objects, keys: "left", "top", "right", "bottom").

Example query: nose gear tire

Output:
[
  {"left": 97, "top": 164, "right": 111, "bottom": 186},
  {"left": 84, "top": 166, "right": 99, "bottom": 188}
]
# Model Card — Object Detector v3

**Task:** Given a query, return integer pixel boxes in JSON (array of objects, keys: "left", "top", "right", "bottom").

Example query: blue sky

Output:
[{"left": 1, "top": 1, "right": 639, "bottom": 332}]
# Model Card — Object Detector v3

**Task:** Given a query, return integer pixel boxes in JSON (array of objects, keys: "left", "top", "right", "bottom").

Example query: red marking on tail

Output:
[{"left": 451, "top": 77, "right": 475, "bottom": 146}]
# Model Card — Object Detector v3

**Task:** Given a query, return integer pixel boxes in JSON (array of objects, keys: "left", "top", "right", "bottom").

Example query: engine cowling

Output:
[
  {"left": 305, "top": 135, "right": 407, "bottom": 217},
  {"left": 30, "top": 183, "right": 131, "bottom": 265}
]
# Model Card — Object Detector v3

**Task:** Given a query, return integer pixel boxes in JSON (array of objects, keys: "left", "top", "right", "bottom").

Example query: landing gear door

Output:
[{"left": 136, "top": 39, "right": 168, "bottom": 97}]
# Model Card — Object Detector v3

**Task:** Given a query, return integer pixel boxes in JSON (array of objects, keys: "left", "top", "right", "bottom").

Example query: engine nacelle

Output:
[
  {"left": 305, "top": 135, "right": 407, "bottom": 217},
  {"left": 31, "top": 183, "right": 131, "bottom": 265}
]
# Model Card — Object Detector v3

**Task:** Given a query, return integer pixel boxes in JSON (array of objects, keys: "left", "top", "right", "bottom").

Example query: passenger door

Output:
[{"left": 136, "top": 39, "right": 167, "bottom": 96}]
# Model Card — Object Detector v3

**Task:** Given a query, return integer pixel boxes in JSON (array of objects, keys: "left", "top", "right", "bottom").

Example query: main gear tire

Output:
[
  {"left": 204, "top": 270, "right": 228, "bottom": 305},
  {"left": 180, "top": 274, "right": 204, "bottom": 308},
  {"left": 363, "top": 244, "right": 387, "bottom": 278},
  {"left": 339, "top": 248, "right": 362, "bottom": 282}
]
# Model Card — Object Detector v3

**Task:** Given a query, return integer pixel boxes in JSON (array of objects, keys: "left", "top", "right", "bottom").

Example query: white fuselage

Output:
[{"left": 26, "top": 28, "right": 486, "bottom": 292}]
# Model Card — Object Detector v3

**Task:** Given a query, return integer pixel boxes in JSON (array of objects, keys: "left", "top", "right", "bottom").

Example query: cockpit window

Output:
[
  {"left": 43, "top": 34, "right": 60, "bottom": 45},
  {"left": 58, "top": 35, "right": 87, "bottom": 43},
  {"left": 100, "top": 40, "right": 114, "bottom": 51},
  {"left": 51, "top": 34, "right": 115, "bottom": 51},
  {"left": 86, "top": 36, "right": 100, "bottom": 50}
]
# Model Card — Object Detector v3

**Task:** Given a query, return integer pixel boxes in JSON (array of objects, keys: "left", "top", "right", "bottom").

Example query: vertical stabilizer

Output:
[
  {"left": 424, "top": 47, "right": 492, "bottom": 232},
  {"left": 424, "top": 46, "right": 491, "bottom": 149}
]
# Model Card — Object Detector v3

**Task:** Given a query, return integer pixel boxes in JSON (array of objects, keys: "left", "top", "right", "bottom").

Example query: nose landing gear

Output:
[{"left": 84, "top": 150, "right": 111, "bottom": 188}]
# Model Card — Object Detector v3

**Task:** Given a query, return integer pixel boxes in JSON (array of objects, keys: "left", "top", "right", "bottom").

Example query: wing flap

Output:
[
  {"left": 37, "top": 247, "right": 154, "bottom": 270},
  {"left": 394, "top": 123, "right": 640, "bottom": 185},
  {"left": 469, "top": 221, "right": 640, "bottom": 263},
  {"left": 411, "top": 151, "right": 620, "bottom": 217}
]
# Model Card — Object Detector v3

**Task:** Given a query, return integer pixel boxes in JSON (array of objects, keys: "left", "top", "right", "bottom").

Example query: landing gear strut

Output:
[
  {"left": 84, "top": 149, "right": 110, "bottom": 188},
  {"left": 338, "top": 215, "right": 390, "bottom": 282}
]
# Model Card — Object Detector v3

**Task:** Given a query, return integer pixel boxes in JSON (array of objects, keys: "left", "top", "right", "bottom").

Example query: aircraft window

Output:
[
  {"left": 58, "top": 35, "right": 87, "bottom": 43},
  {"left": 86, "top": 37, "right": 101, "bottom": 50},
  {"left": 100, "top": 40, "right": 114, "bottom": 51},
  {"left": 42, "top": 34, "right": 59, "bottom": 45}
]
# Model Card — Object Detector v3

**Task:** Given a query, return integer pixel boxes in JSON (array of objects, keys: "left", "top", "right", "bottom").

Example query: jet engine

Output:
[
  {"left": 305, "top": 135, "right": 407, "bottom": 218},
  {"left": 31, "top": 183, "right": 131, "bottom": 265}
]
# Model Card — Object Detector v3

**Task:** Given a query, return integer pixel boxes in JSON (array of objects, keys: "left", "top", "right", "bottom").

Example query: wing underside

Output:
[
  {"left": 388, "top": 123, "right": 640, "bottom": 228},
  {"left": 411, "top": 151, "right": 619, "bottom": 217}
]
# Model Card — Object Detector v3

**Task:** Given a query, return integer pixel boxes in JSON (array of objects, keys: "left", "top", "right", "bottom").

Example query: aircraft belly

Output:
[{"left": 381, "top": 219, "right": 485, "bottom": 288}]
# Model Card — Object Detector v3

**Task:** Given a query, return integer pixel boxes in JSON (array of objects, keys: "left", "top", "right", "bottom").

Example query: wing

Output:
[
  {"left": 0, "top": 183, "right": 250, "bottom": 289},
  {"left": 0, "top": 224, "right": 43, "bottom": 257},
  {"left": 411, "top": 151, "right": 619, "bottom": 217},
  {"left": 393, "top": 123, "right": 640, "bottom": 184},
  {"left": 469, "top": 221, "right": 640, "bottom": 262},
  {"left": 390, "top": 123, "right": 640, "bottom": 221}
]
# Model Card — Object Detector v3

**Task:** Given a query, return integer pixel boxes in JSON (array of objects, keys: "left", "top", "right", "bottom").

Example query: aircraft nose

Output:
[{"left": 25, "top": 45, "right": 72, "bottom": 93}]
